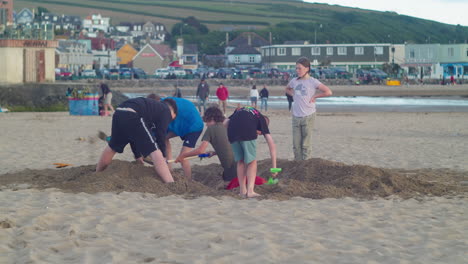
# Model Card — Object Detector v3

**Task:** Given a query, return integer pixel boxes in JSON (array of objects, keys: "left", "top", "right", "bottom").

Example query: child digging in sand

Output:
[
  {"left": 225, "top": 106, "right": 278, "bottom": 198},
  {"left": 174, "top": 106, "right": 237, "bottom": 182},
  {"left": 96, "top": 97, "right": 178, "bottom": 183}
]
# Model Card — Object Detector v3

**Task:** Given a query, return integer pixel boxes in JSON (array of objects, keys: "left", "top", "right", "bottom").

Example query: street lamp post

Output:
[{"left": 314, "top": 24, "right": 322, "bottom": 44}]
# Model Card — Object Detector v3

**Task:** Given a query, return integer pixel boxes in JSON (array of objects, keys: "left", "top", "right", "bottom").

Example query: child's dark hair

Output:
[
  {"left": 203, "top": 106, "right": 225, "bottom": 123},
  {"left": 162, "top": 98, "right": 178, "bottom": 117},
  {"left": 252, "top": 84, "right": 257, "bottom": 90},
  {"left": 147, "top": 93, "right": 161, "bottom": 101},
  {"left": 296, "top": 57, "right": 311, "bottom": 70}
]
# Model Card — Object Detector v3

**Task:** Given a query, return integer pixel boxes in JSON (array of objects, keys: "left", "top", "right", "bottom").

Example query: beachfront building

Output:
[
  {"left": 132, "top": 43, "right": 173, "bottom": 75},
  {"left": 402, "top": 44, "right": 468, "bottom": 80},
  {"left": 0, "top": 39, "right": 58, "bottom": 83},
  {"left": 117, "top": 43, "right": 138, "bottom": 67},
  {"left": 176, "top": 38, "right": 198, "bottom": 70},
  {"left": 402, "top": 44, "right": 442, "bottom": 80},
  {"left": 55, "top": 40, "right": 93, "bottom": 74},
  {"left": 0, "top": 0, "right": 14, "bottom": 27},
  {"left": 260, "top": 43, "right": 391, "bottom": 73},
  {"left": 15, "top": 8, "right": 34, "bottom": 25},
  {"left": 227, "top": 45, "right": 262, "bottom": 68},
  {"left": 439, "top": 44, "right": 468, "bottom": 80}
]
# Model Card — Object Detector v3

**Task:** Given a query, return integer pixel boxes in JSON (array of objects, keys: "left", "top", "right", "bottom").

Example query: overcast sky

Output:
[{"left": 305, "top": 0, "right": 468, "bottom": 26}]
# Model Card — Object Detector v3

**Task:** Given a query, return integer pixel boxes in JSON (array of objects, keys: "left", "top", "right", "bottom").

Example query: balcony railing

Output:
[{"left": 0, "top": 24, "right": 55, "bottom": 40}]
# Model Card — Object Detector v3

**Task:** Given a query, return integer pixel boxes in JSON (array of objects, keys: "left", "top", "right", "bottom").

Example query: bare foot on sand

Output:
[{"left": 247, "top": 192, "right": 261, "bottom": 198}]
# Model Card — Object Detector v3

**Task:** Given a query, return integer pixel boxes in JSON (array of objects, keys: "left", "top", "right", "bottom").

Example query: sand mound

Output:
[{"left": 0, "top": 159, "right": 465, "bottom": 200}]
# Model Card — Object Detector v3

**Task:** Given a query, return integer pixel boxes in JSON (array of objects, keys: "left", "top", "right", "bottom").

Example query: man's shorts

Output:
[
  {"left": 181, "top": 130, "right": 202, "bottom": 148},
  {"left": 231, "top": 140, "right": 257, "bottom": 164},
  {"left": 109, "top": 110, "right": 158, "bottom": 158}
]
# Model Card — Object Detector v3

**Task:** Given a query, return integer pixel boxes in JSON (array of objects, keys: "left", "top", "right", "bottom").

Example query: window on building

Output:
[
  {"left": 410, "top": 49, "right": 415, "bottom": 58},
  {"left": 292, "top": 47, "right": 301, "bottom": 56},
  {"left": 271, "top": 48, "right": 276, "bottom": 56},
  {"left": 327, "top": 47, "right": 333, "bottom": 55},
  {"left": 234, "top": 56, "right": 240, "bottom": 63},
  {"left": 265, "top": 49, "right": 270, "bottom": 56},
  {"left": 466, "top": 48, "right": 468, "bottom": 57},
  {"left": 249, "top": 56, "right": 256, "bottom": 63},
  {"left": 374, "top": 46, "right": 384, "bottom": 55},
  {"left": 448, "top": 47, "right": 454, "bottom": 57},
  {"left": 278, "top": 48, "right": 286, "bottom": 56},
  {"left": 355, "top": 47, "right": 364, "bottom": 55},
  {"left": 311, "top": 47, "right": 320, "bottom": 55},
  {"left": 337, "top": 47, "right": 347, "bottom": 55},
  {"left": 427, "top": 48, "right": 433, "bottom": 59}
]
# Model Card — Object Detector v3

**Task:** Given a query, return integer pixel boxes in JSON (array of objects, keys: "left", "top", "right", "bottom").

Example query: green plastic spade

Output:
[{"left": 266, "top": 168, "right": 282, "bottom": 185}]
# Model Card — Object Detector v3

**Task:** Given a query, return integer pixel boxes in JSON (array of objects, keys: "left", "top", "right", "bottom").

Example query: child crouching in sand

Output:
[
  {"left": 174, "top": 106, "right": 237, "bottom": 182},
  {"left": 225, "top": 106, "right": 278, "bottom": 198}
]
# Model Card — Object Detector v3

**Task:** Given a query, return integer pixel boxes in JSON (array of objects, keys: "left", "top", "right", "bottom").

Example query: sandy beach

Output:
[{"left": 1, "top": 106, "right": 467, "bottom": 263}]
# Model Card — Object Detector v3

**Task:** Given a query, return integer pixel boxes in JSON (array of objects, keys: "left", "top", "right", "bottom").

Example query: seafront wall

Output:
[{"left": 1, "top": 80, "right": 467, "bottom": 109}]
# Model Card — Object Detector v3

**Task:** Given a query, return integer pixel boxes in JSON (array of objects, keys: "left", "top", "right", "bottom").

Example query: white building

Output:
[{"left": 82, "top": 14, "right": 110, "bottom": 33}]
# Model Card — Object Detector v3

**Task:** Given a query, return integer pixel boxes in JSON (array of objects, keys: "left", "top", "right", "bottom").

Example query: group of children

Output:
[
  {"left": 97, "top": 56, "right": 332, "bottom": 196},
  {"left": 97, "top": 93, "right": 278, "bottom": 197}
]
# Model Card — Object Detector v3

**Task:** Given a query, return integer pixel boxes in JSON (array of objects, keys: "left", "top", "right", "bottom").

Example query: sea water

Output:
[{"left": 124, "top": 93, "right": 468, "bottom": 112}]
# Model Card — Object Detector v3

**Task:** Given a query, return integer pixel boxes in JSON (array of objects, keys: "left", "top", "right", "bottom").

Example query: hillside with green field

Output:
[{"left": 15, "top": 0, "right": 468, "bottom": 46}]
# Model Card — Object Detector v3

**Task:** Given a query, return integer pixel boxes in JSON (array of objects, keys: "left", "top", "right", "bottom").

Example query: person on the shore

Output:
[
  {"left": 450, "top": 75, "right": 456, "bottom": 85},
  {"left": 259, "top": 85, "right": 269, "bottom": 112},
  {"left": 96, "top": 97, "right": 178, "bottom": 183},
  {"left": 196, "top": 78, "right": 210, "bottom": 114},
  {"left": 285, "top": 57, "right": 332, "bottom": 161},
  {"left": 175, "top": 106, "right": 237, "bottom": 182},
  {"left": 100, "top": 82, "right": 115, "bottom": 116},
  {"left": 163, "top": 96, "right": 204, "bottom": 179},
  {"left": 250, "top": 85, "right": 259, "bottom": 108},
  {"left": 173, "top": 84, "right": 182, "bottom": 98},
  {"left": 225, "top": 106, "right": 278, "bottom": 198},
  {"left": 286, "top": 92, "right": 294, "bottom": 111},
  {"left": 216, "top": 83, "right": 229, "bottom": 115}
]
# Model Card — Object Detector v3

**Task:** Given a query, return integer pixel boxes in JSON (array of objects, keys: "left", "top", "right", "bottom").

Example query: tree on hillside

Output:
[{"left": 37, "top": 6, "right": 50, "bottom": 17}]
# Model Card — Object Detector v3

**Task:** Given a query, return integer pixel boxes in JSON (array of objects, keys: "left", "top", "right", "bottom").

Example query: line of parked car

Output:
[{"left": 56, "top": 66, "right": 390, "bottom": 81}]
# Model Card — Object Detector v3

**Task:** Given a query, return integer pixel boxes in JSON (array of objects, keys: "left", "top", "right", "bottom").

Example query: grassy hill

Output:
[{"left": 15, "top": 0, "right": 468, "bottom": 44}]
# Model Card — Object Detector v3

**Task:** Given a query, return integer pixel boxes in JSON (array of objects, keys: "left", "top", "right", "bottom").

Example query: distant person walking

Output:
[
  {"left": 196, "top": 78, "right": 210, "bottom": 114},
  {"left": 173, "top": 84, "right": 182, "bottom": 98},
  {"left": 216, "top": 83, "right": 229, "bottom": 115},
  {"left": 100, "top": 82, "right": 115, "bottom": 116},
  {"left": 250, "top": 85, "right": 259, "bottom": 108},
  {"left": 259, "top": 85, "right": 269, "bottom": 112},
  {"left": 285, "top": 57, "right": 332, "bottom": 161},
  {"left": 450, "top": 74, "right": 456, "bottom": 85}
]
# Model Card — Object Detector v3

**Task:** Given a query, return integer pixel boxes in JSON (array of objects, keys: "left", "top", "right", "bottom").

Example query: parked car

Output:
[
  {"left": 248, "top": 67, "right": 262, "bottom": 76},
  {"left": 154, "top": 68, "right": 169, "bottom": 79},
  {"left": 108, "top": 69, "right": 120, "bottom": 79},
  {"left": 264, "top": 68, "right": 282, "bottom": 78},
  {"left": 167, "top": 66, "right": 186, "bottom": 77},
  {"left": 96, "top": 68, "right": 110, "bottom": 79},
  {"left": 369, "top": 69, "right": 388, "bottom": 80},
  {"left": 119, "top": 68, "right": 132, "bottom": 79},
  {"left": 132, "top": 68, "right": 147, "bottom": 79},
  {"left": 332, "top": 68, "right": 352, "bottom": 79},
  {"left": 55, "top": 68, "right": 72, "bottom": 80},
  {"left": 81, "top": 69, "right": 97, "bottom": 78}
]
